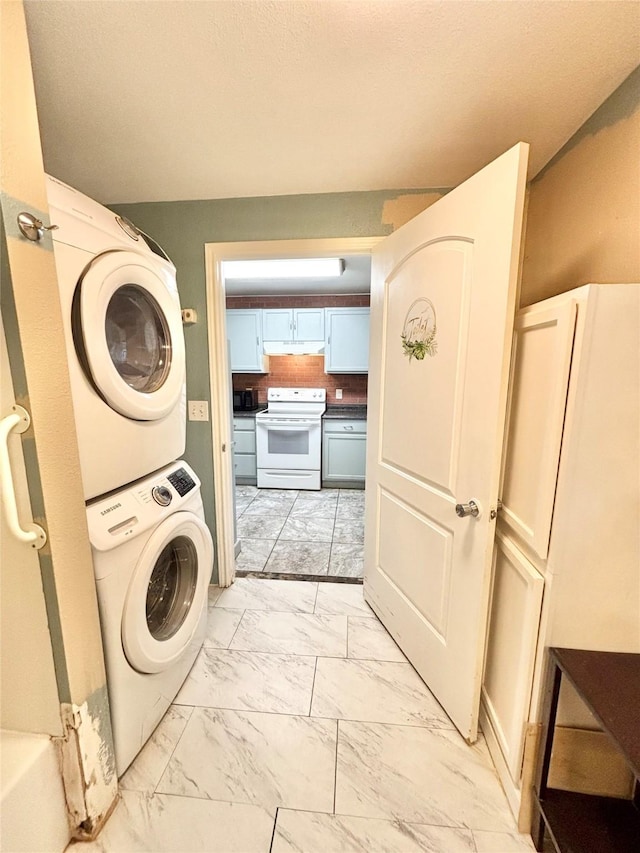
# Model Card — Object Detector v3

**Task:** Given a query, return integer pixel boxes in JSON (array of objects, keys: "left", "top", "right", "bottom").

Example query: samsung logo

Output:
[{"left": 101, "top": 502, "right": 122, "bottom": 516}]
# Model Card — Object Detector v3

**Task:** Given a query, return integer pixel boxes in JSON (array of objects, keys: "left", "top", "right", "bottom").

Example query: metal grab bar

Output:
[{"left": 0, "top": 406, "right": 47, "bottom": 549}]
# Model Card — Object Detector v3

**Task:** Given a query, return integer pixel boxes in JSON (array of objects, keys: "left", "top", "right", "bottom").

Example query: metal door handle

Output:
[
  {"left": 455, "top": 499, "right": 480, "bottom": 518},
  {"left": 0, "top": 406, "right": 47, "bottom": 548}
]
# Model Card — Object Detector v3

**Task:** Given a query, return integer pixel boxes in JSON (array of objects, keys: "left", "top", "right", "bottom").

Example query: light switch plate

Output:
[
  {"left": 335, "top": 389, "right": 343, "bottom": 399},
  {"left": 188, "top": 400, "right": 209, "bottom": 421}
]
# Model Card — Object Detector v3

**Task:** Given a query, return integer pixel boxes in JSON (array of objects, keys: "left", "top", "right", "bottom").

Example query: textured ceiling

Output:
[{"left": 24, "top": 0, "right": 640, "bottom": 204}]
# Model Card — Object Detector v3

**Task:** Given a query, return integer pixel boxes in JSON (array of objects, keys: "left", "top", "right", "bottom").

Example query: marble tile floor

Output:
[
  {"left": 70, "top": 579, "right": 535, "bottom": 853},
  {"left": 235, "top": 485, "right": 365, "bottom": 579}
]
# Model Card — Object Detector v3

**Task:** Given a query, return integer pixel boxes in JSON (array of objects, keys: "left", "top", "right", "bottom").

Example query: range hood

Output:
[{"left": 263, "top": 341, "right": 325, "bottom": 356}]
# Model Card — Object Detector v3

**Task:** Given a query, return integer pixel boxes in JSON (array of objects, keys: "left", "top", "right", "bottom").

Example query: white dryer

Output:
[
  {"left": 46, "top": 174, "right": 186, "bottom": 500},
  {"left": 86, "top": 460, "right": 212, "bottom": 776}
]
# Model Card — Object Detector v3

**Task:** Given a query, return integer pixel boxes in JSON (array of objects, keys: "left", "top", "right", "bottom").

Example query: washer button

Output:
[{"left": 151, "top": 485, "right": 172, "bottom": 506}]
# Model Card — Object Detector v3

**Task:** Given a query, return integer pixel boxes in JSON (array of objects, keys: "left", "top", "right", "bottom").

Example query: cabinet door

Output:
[
  {"left": 234, "top": 454, "right": 257, "bottom": 479},
  {"left": 500, "top": 299, "right": 577, "bottom": 560},
  {"left": 482, "top": 532, "right": 544, "bottom": 780},
  {"left": 227, "top": 310, "right": 265, "bottom": 372},
  {"left": 234, "top": 430, "right": 256, "bottom": 454},
  {"left": 294, "top": 308, "right": 324, "bottom": 341},
  {"left": 325, "top": 308, "right": 370, "bottom": 373},
  {"left": 262, "top": 309, "right": 293, "bottom": 341},
  {"left": 322, "top": 432, "right": 367, "bottom": 481}
]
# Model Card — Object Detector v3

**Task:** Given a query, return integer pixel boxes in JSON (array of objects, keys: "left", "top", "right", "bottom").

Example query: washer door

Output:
[
  {"left": 74, "top": 250, "right": 185, "bottom": 420},
  {"left": 122, "top": 511, "right": 212, "bottom": 674}
]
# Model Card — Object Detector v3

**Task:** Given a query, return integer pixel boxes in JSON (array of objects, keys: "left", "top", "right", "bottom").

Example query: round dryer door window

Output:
[
  {"left": 122, "top": 511, "right": 213, "bottom": 674},
  {"left": 75, "top": 250, "right": 185, "bottom": 421},
  {"left": 106, "top": 284, "right": 171, "bottom": 394}
]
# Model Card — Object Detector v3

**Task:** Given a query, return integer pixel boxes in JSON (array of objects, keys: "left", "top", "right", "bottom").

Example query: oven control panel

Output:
[{"left": 267, "top": 387, "right": 326, "bottom": 402}]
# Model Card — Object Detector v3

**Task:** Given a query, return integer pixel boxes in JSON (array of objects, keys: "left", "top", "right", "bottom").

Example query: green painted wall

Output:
[{"left": 110, "top": 188, "right": 440, "bottom": 579}]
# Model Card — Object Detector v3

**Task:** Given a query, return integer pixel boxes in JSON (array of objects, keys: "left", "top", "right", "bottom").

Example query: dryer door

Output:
[
  {"left": 122, "top": 511, "right": 213, "bottom": 674},
  {"left": 74, "top": 250, "right": 185, "bottom": 420}
]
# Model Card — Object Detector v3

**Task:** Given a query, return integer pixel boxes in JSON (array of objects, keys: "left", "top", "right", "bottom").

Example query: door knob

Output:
[{"left": 455, "top": 499, "right": 480, "bottom": 518}]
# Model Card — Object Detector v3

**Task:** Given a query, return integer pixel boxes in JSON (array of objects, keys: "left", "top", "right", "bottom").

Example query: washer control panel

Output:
[
  {"left": 151, "top": 485, "right": 172, "bottom": 506},
  {"left": 86, "top": 460, "right": 202, "bottom": 554},
  {"left": 167, "top": 467, "right": 196, "bottom": 497}
]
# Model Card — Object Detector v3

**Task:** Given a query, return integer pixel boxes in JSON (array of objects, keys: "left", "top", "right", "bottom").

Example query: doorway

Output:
[{"left": 204, "top": 237, "right": 381, "bottom": 588}]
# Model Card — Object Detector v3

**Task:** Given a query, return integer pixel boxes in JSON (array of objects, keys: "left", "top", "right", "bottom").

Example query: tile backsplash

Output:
[{"left": 233, "top": 356, "right": 367, "bottom": 405}]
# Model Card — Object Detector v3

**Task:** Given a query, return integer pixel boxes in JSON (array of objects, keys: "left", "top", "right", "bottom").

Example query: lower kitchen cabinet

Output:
[
  {"left": 233, "top": 417, "right": 257, "bottom": 484},
  {"left": 322, "top": 419, "right": 367, "bottom": 487}
]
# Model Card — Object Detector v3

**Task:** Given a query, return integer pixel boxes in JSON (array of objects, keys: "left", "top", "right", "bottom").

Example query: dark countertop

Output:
[
  {"left": 232, "top": 407, "right": 267, "bottom": 418},
  {"left": 323, "top": 405, "right": 367, "bottom": 420}
]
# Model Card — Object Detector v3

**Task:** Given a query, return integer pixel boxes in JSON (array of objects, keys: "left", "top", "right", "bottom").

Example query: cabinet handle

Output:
[{"left": 344, "top": 425, "right": 354, "bottom": 430}]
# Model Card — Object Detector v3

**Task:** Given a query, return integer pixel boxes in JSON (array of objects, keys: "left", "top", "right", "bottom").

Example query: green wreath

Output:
[{"left": 401, "top": 326, "right": 437, "bottom": 361}]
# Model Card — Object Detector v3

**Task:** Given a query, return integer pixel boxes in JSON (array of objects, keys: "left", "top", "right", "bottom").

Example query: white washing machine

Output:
[
  {"left": 46, "top": 174, "right": 187, "bottom": 500},
  {"left": 86, "top": 460, "right": 212, "bottom": 776}
]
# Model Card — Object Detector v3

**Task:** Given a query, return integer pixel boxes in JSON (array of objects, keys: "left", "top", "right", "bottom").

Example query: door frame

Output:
[{"left": 204, "top": 236, "right": 381, "bottom": 587}]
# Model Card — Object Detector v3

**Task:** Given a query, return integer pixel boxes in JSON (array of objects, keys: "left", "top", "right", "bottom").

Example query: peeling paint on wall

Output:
[
  {"left": 521, "top": 67, "right": 640, "bottom": 306},
  {"left": 382, "top": 191, "right": 446, "bottom": 231},
  {"left": 58, "top": 688, "right": 117, "bottom": 840}
]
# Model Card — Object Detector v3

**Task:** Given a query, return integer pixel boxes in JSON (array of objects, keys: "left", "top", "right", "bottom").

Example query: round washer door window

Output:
[
  {"left": 122, "top": 512, "right": 213, "bottom": 674},
  {"left": 76, "top": 250, "right": 185, "bottom": 421}
]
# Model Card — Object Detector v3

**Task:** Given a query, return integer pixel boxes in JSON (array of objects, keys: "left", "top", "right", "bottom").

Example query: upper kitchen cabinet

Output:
[
  {"left": 226, "top": 309, "right": 269, "bottom": 373},
  {"left": 324, "top": 307, "right": 370, "bottom": 373},
  {"left": 262, "top": 308, "right": 325, "bottom": 341}
]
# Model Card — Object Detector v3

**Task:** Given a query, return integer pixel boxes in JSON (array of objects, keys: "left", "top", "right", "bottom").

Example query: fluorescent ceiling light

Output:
[{"left": 223, "top": 258, "right": 344, "bottom": 280}]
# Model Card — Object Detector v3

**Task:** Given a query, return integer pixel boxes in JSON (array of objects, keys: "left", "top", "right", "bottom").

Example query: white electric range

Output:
[{"left": 255, "top": 387, "right": 326, "bottom": 489}]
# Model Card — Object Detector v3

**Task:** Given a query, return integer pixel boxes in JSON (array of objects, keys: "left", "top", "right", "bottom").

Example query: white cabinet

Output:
[
  {"left": 482, "top": 533, "right": 544, "bottom": 780},
  {"left": 324, "top": 308, "right": 370, "bottom": 373},
  {"left": 227, "top": 309, "right": 269, "bottom": 373},
  {"left": 262, "top": 309, "right": 291, "bottom": 341},
  {"left": 481, "top": 284, "right": 640, "bottom": 823},
  {"left": 262, "top": 308, "right": 324, "bottom": 342},
  {"left": 233, "top": 417, "right": 257, "bottom": 483},
  {"left": 322, "top": 419, "right": 367, "bottom": 486}
]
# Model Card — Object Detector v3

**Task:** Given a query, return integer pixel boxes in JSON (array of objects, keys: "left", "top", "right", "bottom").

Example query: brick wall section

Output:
[
  {"left": 226, "top": 294, "right": 370, "bottom": 309},
  {"left": 229, "top": 295, "right": 369, "bottom": 405},
  {"left": 233, "top": 356, "right": 367, "bottom": 406}
]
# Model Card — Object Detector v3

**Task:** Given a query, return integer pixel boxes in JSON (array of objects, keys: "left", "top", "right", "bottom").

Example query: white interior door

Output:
[{"left": 364, "top": 143, "right": 529, "bottom": 741}]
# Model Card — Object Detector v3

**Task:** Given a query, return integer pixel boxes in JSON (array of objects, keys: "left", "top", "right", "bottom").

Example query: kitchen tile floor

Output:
[
  {"left": 73, "top": 580, "right": 535, "bottom": 853},
  {"left": 235, "top": 486, "right": 365, "bottom": 579}
]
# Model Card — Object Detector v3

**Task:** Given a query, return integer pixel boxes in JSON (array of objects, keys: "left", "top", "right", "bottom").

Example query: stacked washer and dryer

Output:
[{"left": 47, "top": 176, "right": 213, "bottom": 775}]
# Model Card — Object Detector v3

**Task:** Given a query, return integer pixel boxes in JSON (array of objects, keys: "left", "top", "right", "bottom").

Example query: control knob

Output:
[{"left": 152, "top": 485, "right": 172, "bottom": 506}]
